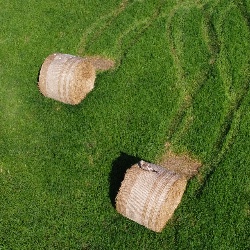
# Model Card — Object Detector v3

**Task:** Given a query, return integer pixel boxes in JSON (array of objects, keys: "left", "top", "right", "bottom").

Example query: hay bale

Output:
[
  {"left": 38, "top": 53, "right": 96, "bottom": 105},
  {"left": 115, "top": 160, "right": 187, "bottom": 232}
]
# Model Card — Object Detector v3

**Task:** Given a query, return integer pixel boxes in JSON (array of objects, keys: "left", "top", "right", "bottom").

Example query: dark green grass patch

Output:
[{"left": 0, "top": 0, "right": 249, "bottom": 249}]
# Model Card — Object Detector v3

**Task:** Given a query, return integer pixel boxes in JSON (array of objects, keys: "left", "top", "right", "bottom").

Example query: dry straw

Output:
[
  {"left": 159, "top": 144, "right": 202, "bottom": 179},
  {"left": 115, "top": 160, "right": 187, "bottom": 232},
  {"left": 82, "top": 56, "right": 115, "bottom": 71},
  {"left": 38, "top": 53, "right": 96, "bottom": 105}
]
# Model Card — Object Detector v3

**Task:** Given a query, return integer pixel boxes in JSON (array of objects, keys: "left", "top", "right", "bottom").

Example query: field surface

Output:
[{"left": 0, "top": 0, "right": 249, "bottom": 249}]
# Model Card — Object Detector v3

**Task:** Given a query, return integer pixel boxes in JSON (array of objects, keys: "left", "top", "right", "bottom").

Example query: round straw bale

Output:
[
  {"left": 38, "top": 53, "right": 96, "bottom": 105},
  {"left": 115, "top": 160, "right": 187, "bottom": 232}
]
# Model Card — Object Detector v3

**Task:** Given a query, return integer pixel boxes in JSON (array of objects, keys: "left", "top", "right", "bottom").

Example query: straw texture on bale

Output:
[
  {"left": 38, "top": 53, "right": 96, "bottom": 105},
  {"left": 115, "top": 160, "right": 187, "bottom": 232}
]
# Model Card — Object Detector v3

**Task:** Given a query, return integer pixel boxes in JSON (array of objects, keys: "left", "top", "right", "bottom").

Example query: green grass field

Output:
[{"left": 0, "top": 0, "right": 249, "bottom": 249}]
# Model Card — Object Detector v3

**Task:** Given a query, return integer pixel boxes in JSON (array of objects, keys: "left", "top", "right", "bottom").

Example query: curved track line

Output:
[
  {"left": 195, "top": 2, "right": 250, "bottom": 193},
  {"left": 165, "top": 3, "right": 210, "bottom": 141},
  {"left": 77, "top": 0, "right": 130, "bottom": 55}
]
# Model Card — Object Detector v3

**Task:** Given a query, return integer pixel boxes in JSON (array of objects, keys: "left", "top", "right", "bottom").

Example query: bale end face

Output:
[
  {"left": 115, "top": 161, "right": 187, "bottom": 232},
  {"left": 38, "top": 53, "right": 57, "bottom": 97}
]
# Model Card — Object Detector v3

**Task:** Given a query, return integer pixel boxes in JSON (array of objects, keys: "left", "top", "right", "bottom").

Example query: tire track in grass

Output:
[
  {"left": 77, "top": 0, "right": 249, "bottom": 177},
  {"left": 235, "top": 0, "right": 250, "bottom": 32},
  {"left": 78, "top": 0, "right": 168, "bottom": 66},
  {"left": 201, "top": 6, "right": 220, "bottom": 65},
  {"left": 212, "top": 3, "right": 250, "bottom": 160},
  {"left": 78, "top": 0, "right": 177, "bottom": 67},
  {"left": 196, "top": 3, "right": 250, "bottom": 194},
  {"left": 112, "top": 15, "right": 158, "bottom": 68},
  {"left": 163, "top": 0, "right": 249, "bottom": 182},
  {"left": 165, "top": 3, "right": 213, "bottom": 144},
  {"left": 197, "top": 86, "right": 250, "bottom": 197},
  {"left": 77, "top": 0, "right": 130, "bottom": 56},
  {"left": 165, "top": 4, "right": 192, "bottom": 142},
  {"left": 113, "top": 0, "right": 167, "bottom": 68},
  {"left": 164, "top": 0, "right": 229, "bottom": 146}
]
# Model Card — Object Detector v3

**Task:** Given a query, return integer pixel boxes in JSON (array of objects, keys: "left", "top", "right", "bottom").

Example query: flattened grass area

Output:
[{"left": 0, "top": 0, "right": 249, "bottom": 249}]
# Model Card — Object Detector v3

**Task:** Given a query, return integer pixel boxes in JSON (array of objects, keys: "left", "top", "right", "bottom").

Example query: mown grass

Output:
[{"left": 0, "top": 0, "right": 249, "bottom": 249}]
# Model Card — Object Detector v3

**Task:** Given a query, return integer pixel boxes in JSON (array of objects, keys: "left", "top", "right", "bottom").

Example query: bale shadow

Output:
[
  {"left": 109, "top": 152, "right": 141, "bottom": 207},
  {"left": 37, "top": 64, "right": 42, "bottom": 83}
]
